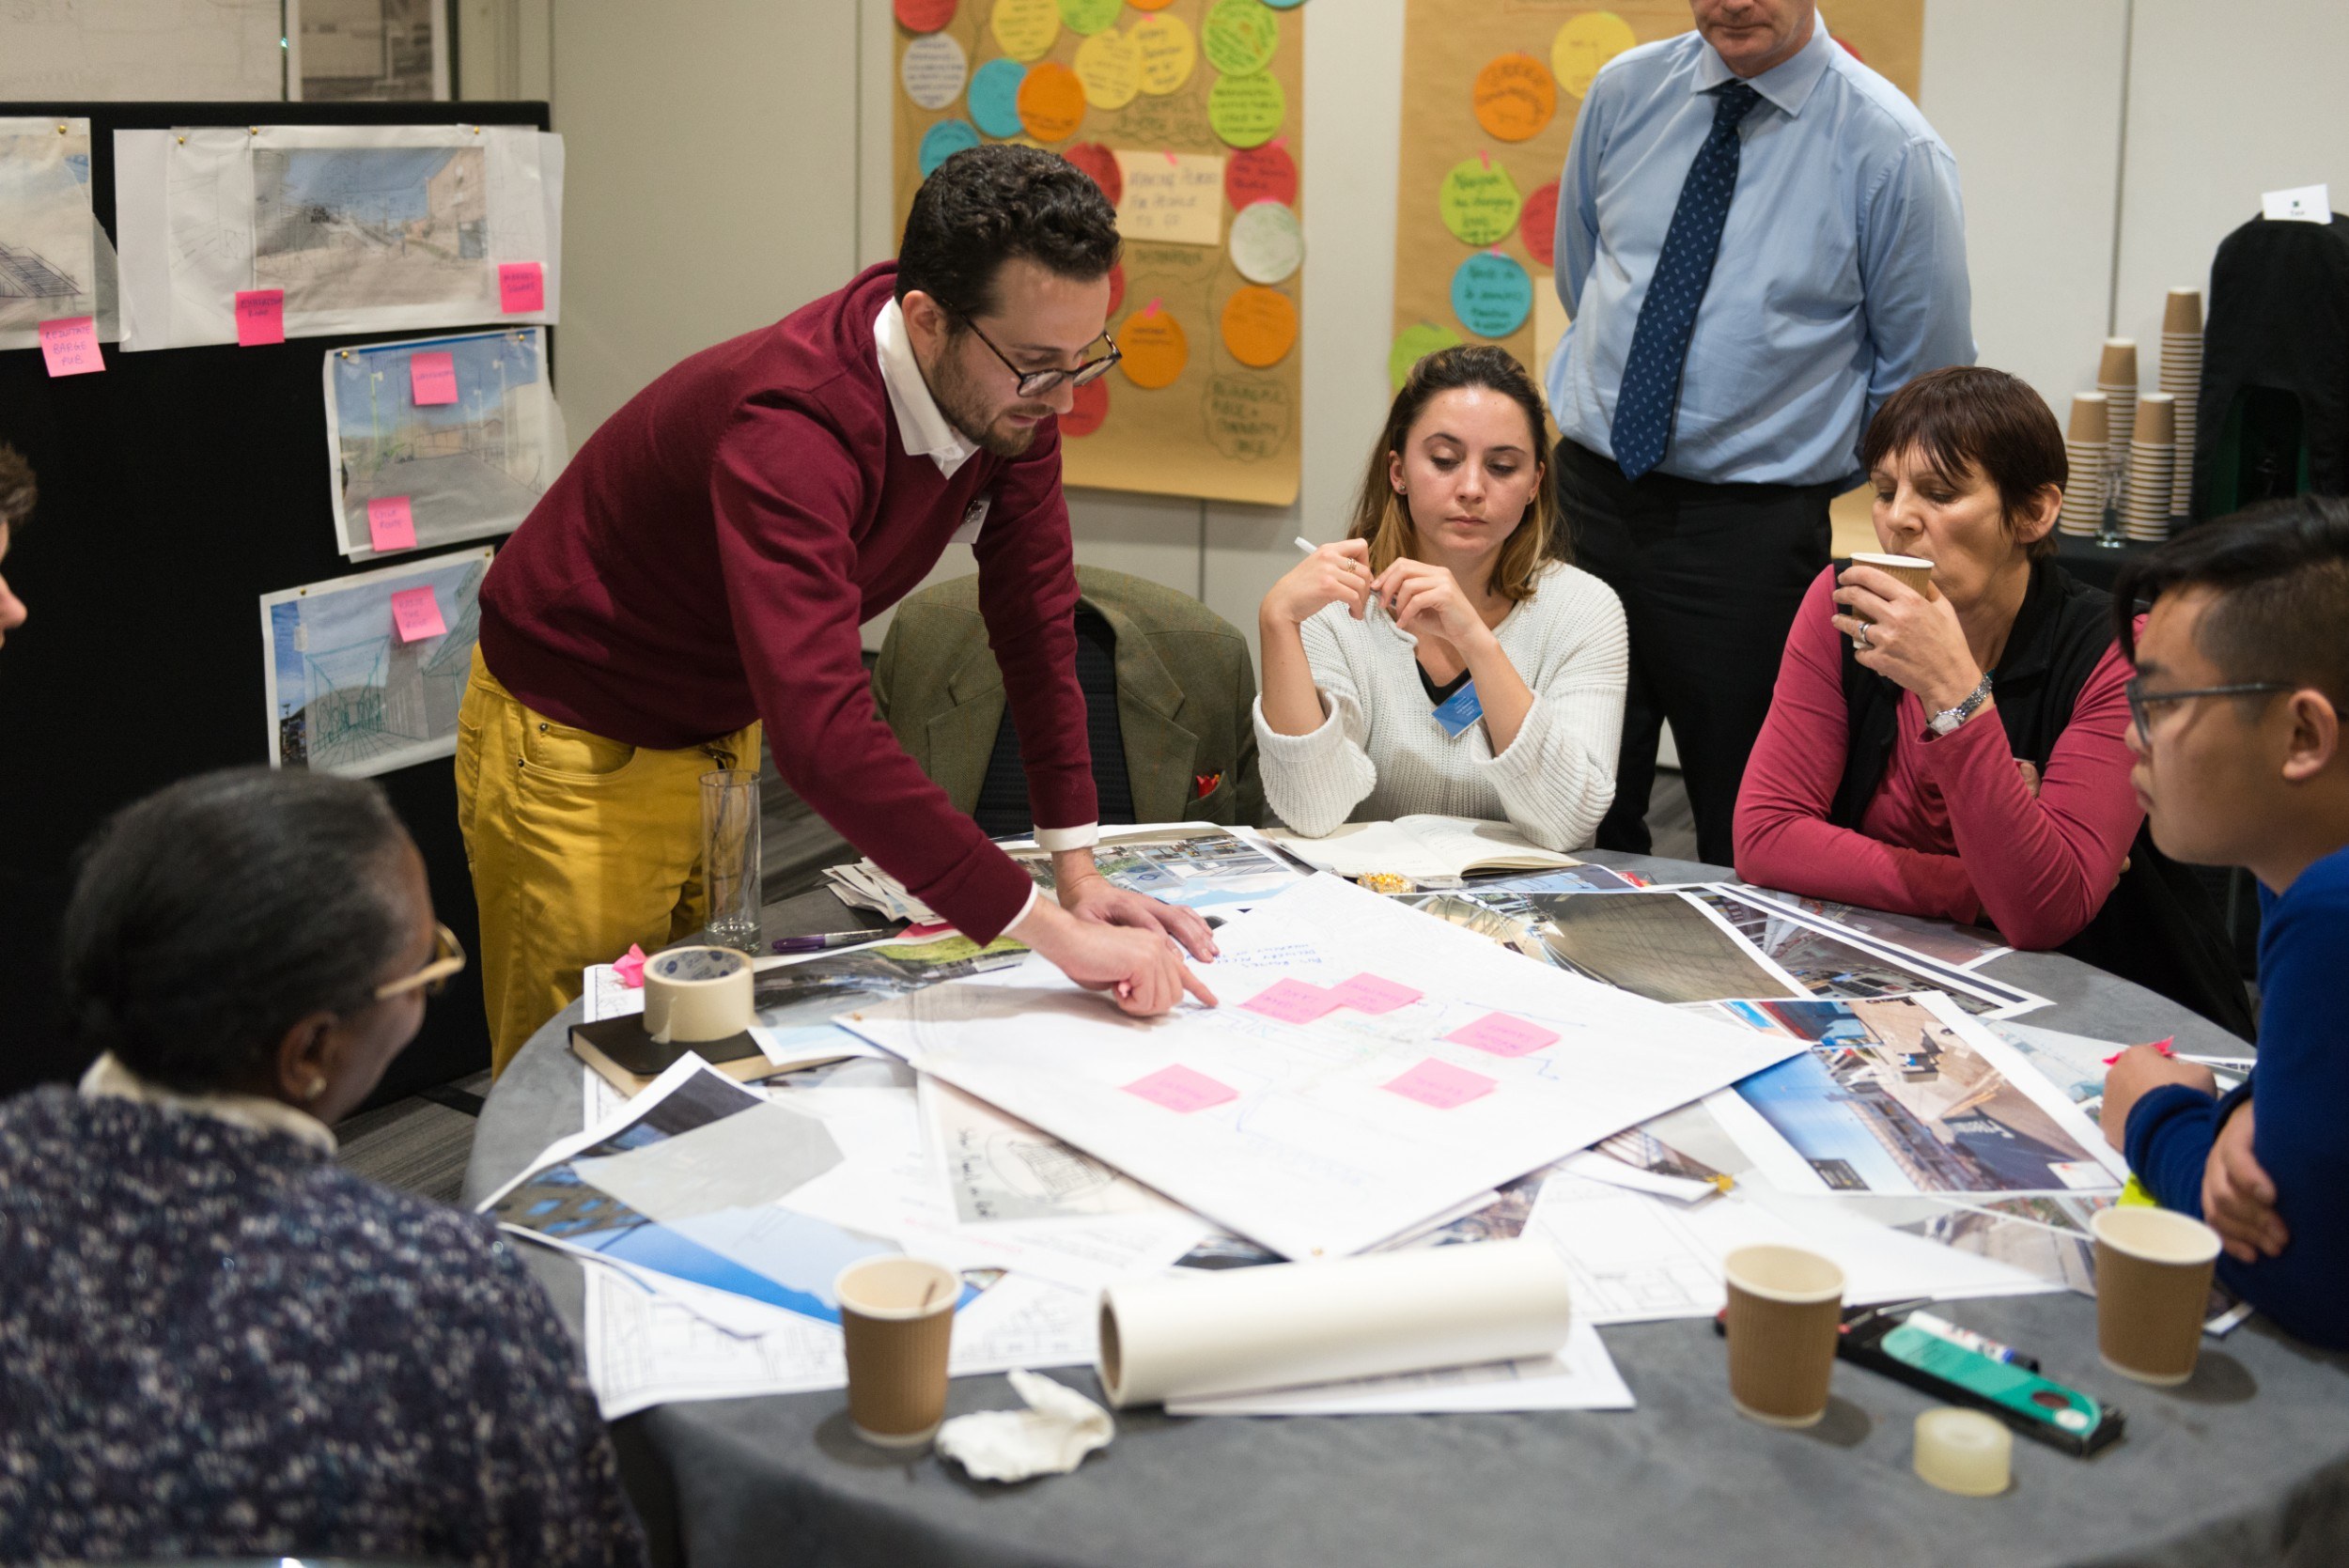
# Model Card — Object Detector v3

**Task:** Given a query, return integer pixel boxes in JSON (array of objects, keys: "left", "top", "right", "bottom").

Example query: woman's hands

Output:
[
  {"left": 1371, "top": 556, "right": 1491, "bottom": 648},
  {"left": 1265, "top": 539, "right": 1372, "bottom": 627},
  {"left": 1831, "top": 564, "right": 1984, "bottom": 715}
]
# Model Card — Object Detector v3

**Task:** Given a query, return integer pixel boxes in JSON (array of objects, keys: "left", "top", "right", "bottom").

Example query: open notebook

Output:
[{"left": 1263, "top": 815, "right": 1582, "bottom": 881}]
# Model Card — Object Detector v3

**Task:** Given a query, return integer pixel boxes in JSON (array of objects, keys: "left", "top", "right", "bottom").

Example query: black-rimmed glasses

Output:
[
  {"left": 950, "top": 307, "right": 1120, "bottom": 398},
  {"left": 2124, "top": 677, "right": 2295, "bottom": 744},
  {"left": 373, "top": 922, "right": 467, "bottom": 1001}
]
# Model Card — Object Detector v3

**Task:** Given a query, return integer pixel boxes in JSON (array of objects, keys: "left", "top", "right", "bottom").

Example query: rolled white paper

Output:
[
  {"left": 1097, "top": 1238, "right": 1575, "bottom": 1408},
  {"left": 643, "top": 945, "right": 754, "bottom": 1044}
]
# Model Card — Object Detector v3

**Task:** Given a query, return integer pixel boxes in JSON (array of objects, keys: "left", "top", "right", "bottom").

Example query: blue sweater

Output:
[{"left": 2125, "top": 843, "right": 2349, "bottom": 1348}]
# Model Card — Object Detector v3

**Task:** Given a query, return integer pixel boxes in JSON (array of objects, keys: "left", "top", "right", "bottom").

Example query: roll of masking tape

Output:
[{"left": 643, "top": 945, "right": 754, "bottom": 1043}]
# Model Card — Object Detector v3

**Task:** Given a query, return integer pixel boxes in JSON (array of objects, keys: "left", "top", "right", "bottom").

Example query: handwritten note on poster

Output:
[{"left": 1113, "top": 150, "right": 1227, "bottom": 247}]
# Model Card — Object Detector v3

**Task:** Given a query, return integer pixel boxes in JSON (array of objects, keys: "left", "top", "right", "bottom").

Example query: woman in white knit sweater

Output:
[{"left": 1255, "top": 346, "right": 1626, "bottom": 850}]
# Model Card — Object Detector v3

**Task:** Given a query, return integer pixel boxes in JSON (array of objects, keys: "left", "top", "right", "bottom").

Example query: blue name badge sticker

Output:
[{"left": 1431, "top": 679, "right": 1484, "bottom": 738}]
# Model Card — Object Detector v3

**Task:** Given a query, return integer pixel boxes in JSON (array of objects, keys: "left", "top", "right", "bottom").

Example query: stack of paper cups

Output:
[
  {"left": 2161, "top": 288, "right": 2203, "bottom": 520},
  {"left": 2098, "top": 338, "right": 2139, "bottom": 503},
  {"left": 2123, "top": 393, "right": 2176, "bottom": 543},
  {"left": 2060, "top": 392, "right": 2109, "bottom": 537}
]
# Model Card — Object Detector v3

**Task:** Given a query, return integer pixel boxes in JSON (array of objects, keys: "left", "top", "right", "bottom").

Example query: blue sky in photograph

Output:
[
  {"left": 278, "top": 147, "right": 462, "bottom": 223},
  {"left": 333, "top": 331, "right": 543, "bottom": 439}
]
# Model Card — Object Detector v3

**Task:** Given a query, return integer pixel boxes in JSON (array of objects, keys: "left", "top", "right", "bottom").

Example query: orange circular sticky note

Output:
[
  {"left": 1118, "top": 305, "right": 1189, "bottom": 389},
  {"left": 1131, "top": 12, "right": 1196, "bottom": 95},
  {"left": 895, "top": 0, "right": 958, "bottom": 32},
  {"left": 1063, "top": 140, "right": 1122, "bottom": 204},
  {"left": 1473, "top": 52, "right": 1556, "bottom": 142},
  {"left": 1128, "top": 0, "right": 1175, "bottom": 9},
  {"left": 1073, "top": 27, "right": 1142, "bottom": 109},
  {"left": 1018, "top": 60, "right": 1087, "bottom": 140},
  {"left": 1521, "top": 178, "right": 1561, "bottom": 269},
  {"left": 991, "top": 0, "right": 1061, "bottom": 61},
  {"left": 1552, "top": 11, "right": 1637, "bottom": 98},
  {"left": 1221, "top": 286, "right": 1297, "bottom": 368},
  {"left": 1061, "top": 375, "right": 1111, "bottom": 437},
  {"left": 1225, "top": 140, "right": 1297, "bottom": 209}
]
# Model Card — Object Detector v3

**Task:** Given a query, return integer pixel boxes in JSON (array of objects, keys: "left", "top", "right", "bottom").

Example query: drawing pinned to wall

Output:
[
  {"left": 894, "top": 0, "right": 1304, "bottom": 505},
  {"left": 261, "top": 547, "right": 494, "bottom": 779},
  {"left": 293, "top": 0, "right": 451, "bottom": 103},
  {"left": 0, "top": 117, "right": 119, "bottom": 355},
  {"left": 0, "top": 0, "right": 285, "bottom": 101},
  {"left": 323, "top": 328, "right": 568, "bottom": 561}
]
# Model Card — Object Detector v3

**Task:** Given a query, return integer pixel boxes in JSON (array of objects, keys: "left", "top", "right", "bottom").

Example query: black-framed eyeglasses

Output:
[
  {"left": 374, "top": 922, "right": 467, "bottom": 1001},
  {"left": 949, "top": 306, "right": 1120, "bottom": 398},
  {"left": 2123, "top": 677, "right": 2295, "bottom": 743}
]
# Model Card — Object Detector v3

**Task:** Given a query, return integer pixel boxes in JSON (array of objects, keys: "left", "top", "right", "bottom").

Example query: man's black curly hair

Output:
[{"left": 895, "top": 144, "right": 1120, "bottom": 321}]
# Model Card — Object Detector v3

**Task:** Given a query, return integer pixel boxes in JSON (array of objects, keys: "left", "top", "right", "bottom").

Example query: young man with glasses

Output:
[
  {"left": 2101, "top": 496, "right": 2349, "bottom": 1349},
  {"left": 459, "top": 145, "right": 1211, "bottom": 1074}
]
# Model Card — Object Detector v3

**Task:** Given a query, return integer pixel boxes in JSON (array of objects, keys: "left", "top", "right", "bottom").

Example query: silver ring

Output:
[{"left": 1852, "top": 623, "right": 1873, "bottom": 651}]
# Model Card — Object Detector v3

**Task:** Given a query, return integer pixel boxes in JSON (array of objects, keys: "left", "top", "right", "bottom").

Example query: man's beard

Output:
[{"left": 931, "top": 342, "right": 1053, "bottom": 458}]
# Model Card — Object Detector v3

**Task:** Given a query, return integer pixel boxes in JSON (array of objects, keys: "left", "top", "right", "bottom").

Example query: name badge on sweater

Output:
[
  {"left": 1432, "top": 680, "right": 1483, "bottom": 738},
  {"left": 950, "top": 493, "right": 992, "bottom": 545}
]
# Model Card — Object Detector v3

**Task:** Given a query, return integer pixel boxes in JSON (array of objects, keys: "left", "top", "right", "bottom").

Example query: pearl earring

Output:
[{"left": 304, "top": 1076, "right": 327, "bottom": 1101}]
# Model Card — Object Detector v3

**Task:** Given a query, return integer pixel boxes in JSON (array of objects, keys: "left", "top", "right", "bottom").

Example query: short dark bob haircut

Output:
[{"left": 1861, "top": 365, "right": 2067, "bottom": 562}]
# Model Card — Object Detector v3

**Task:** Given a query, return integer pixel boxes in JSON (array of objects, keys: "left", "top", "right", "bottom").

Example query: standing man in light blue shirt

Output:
[{"left": 1547, "top": 1, "right": 1972, "bottom": 864}]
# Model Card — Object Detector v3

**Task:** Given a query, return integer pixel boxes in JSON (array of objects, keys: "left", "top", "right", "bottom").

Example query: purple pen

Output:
[{"left": 771, "top": 930, "right": 888, "bottom": 954}]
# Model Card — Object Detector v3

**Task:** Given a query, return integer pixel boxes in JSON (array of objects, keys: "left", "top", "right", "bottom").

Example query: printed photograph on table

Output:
[
  {"left": 1687, "top": 884, "right": 2045, "bottom": 1017},
  {"left": 891, "top": 0, "right": 1305, "bottom": 505},
  {"left": 0, "top": 116, "right": 107, "bottom": 352},
  {"left": 1010, "top": 824, "right": 1299, "bottom": 909}
]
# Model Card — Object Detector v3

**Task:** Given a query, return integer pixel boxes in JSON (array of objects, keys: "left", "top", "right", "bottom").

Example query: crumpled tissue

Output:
[{"left": 935, "top": 1369, "right": 1114, "bottom": 1482}]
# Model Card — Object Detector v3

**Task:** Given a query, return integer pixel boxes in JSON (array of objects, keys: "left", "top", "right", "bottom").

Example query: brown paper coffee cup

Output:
[
  {"left": 837, "top": 1256, "right": 958, "bottom": 1446},
  {"left": 1849, "top": 551, "right": 1937, "bottom": 603},
  {"left": 2092, "top": 1208, "right": 2219, "bottom": 1386},
  {"left": 2135, "top": 392, "right": 2177, "bottom": 446},
  {"left": 2068, "top": 391, "right": 2109, "bottom": 444},
  {"left": 2164, "top": 287, "right": 2202, "bottom": 334},
  {"left": 1723, "top": 1245, "right": 1845, "bottom": 1427}
]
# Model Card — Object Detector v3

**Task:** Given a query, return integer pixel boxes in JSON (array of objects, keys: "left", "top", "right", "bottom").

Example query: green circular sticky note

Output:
[
  {"left": 1439, "top": 156, "right": 1522, "bottom": 246},
  {"left": 1452, "top": 252, "right": 1533, "bottom": 338},
  {"left": 1389, "top": 323, "right": 1465, "bottom": 393},
  {"left": 1207, "top": 70, "right": 1286, "bottom": 148},
  {"left": 1202, "top": 0, "right": 1280, "bottom": 75},
  {"left": 1058, "top": 0, "right": 1125, "bottom": 33}
]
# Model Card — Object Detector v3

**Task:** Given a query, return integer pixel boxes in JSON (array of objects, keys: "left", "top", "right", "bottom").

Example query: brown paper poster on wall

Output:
[
  {"left": 894, "top": 0, "right": 1306, "bottom": 506},
  {"left": 1391, "top": 0, "right": 1921, "bottom": 398}
]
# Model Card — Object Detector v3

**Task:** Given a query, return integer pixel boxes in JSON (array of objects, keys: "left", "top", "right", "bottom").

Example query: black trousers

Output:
[{"left": 1553, "top": 439, "right": 1837, "bottom": 866}]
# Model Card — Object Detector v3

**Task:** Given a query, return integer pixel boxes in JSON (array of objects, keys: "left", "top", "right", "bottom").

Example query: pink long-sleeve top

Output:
[{"left": 1733, "top": 568, "right": 2144, "bottom": 950}]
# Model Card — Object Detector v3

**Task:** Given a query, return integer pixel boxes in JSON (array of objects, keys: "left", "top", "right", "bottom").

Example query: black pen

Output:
[{"left": 771, "top": 930, "right": 892, "bottom": 954}]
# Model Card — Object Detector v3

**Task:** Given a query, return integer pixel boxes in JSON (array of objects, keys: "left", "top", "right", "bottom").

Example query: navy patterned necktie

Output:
[{"left": 1610, "top": 80, "right": 1765, "bottom": 482}]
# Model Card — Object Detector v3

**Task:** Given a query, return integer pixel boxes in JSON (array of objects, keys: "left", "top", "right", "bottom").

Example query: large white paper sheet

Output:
[
  {"left": 1164, "top": 1319, "right": 1633, "bottom": 1417},
  {"left": 0, "top": 0, "right": 284, "bottom": 101},
  {"left": 838, "top": 875, "right": 1804, "bottom": 1262}
]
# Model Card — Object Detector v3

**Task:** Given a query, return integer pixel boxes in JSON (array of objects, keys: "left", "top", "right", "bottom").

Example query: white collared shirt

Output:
[
  {"left": 875, "top": 299, "right": 981, "bottom": 480},
  {"left": 80, "top": 1051, "right": 337, "bottom": 1154}
]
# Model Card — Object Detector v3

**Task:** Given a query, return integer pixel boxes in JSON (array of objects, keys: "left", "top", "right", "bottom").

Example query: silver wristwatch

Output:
[{"left": 1925, "top": 674, "right": 1995, "bottom": 737}]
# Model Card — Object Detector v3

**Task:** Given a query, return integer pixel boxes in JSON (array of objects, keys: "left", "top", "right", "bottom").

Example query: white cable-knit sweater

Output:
[{"left": 1253, "top": 560, "right": 1628, "bottom": 851}]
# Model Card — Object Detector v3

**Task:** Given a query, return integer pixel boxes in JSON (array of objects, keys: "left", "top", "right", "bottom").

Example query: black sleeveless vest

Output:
[{"left": 1828, "top": 558, "right": 2253, "bottom": 1038}]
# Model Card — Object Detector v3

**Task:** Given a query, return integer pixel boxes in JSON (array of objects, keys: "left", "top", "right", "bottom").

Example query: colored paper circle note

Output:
[
  {"left": 894, "top": 0, "right": 958, "bottom": 31},
  {"left": 1228, "top": 199, "right": 1302, "bottom": 283},
  {"left": 37, "top": 316, "right": 101, "bottom": 378},
  {"left": 1326, "top": 972, "right": 1423, "bottom": 1014},
  {"left": 991, "top": 0, "right": 1061, "bottom": 60},
  {"left": 969, "top": 56, "right": 1030, "bottom": 137},
  {"left": 900, "top": 31, "right": 969, "bottom": 109},
  {"left": 1073, "top": 28, "right": 1142, "bottom": 108},
  {"left": 1107, "top": 258, "right": 1126, "bottom": 313},
  {"left": 1123, "top": 1063, "right": 1238, "bottom": 1112},
  {"left": 1131, "top": 12, "right": 1196, "bottom": 94},
  {"left": 1208, "top": 70, "right": 1285, "bottom": 147},
  {"left": 1384, "top": 1057, "right": 1496, "bottom": 1110},
  {"left": 1473, "top": 52, "right": 1557, "bottom": 142},
  {"left": 1018, "top": 59, "right": 1087, "bottom": 140},
  {"left": 234, "top": 288, "right": 285, "bottom": 346},
  {"left": 409, "top": 349, "right": 459, "bottom": 405},
  {"left": 1452, "top": 251, "right": 1533, "bottom": 338},
  {"left": 1520, "top": 178, "right": 1562, "bottom": 269},
  {"left": 1262, "top": 0, "right": 1303, "bottom": 8},
  {"left": 920, "top": 117, "right": 983, "bottom": 176},
  {"left": 1241, "top": 976, "right": 1340, "bottom": 1023},
  {"left": 366, "top": 495, "right": 418, "bottom": 552},
  {"left": 1063, "top": 140, "right": 1123, "bottom": 203},
  {"left": 1445, "top": 1010, "right": 1560, "bottom": 1058},
  {"left": 1118, "top": 304, "right": 1189, "bottom": 388},
  {"left": 1552, "top": 10, "right": 1637, "bottom": 98},
  {"left": 389, "top": 585, "right": 446, "bottom": 643},
  {"left": 1221, "top": 286, "right": 1297, "bottom": 367},
  {"left": 1389, "top": 322, "right": 1463, "bottom": 392},
  {"left": 1061, "top": 374, "right": 1111, "bottom": 437},
  {"left": 498, "top": 262, "right": 545, "bottom": 315},
  {"left": 1439, "top": 156, "right": 1520, "bottom": 246},
  {"left": 1202, "top": 0, "right": 1279, "bottom": 75},
  {"left": 1060, "top": 0, "right": 1124, "bottom": 31},
  {"left": 1224, "top": 140, "right": 1297, "bottom": 210}
]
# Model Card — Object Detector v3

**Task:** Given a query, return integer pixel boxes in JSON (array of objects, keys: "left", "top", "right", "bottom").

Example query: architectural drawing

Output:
[
  {"left": 0, "top": 118, "right": 97, "bottom": 345},
  {"left": 257, "top": 146, "right": 487, "bottom": 312},
  {"left": 0, "top": 0, "right": 283, "bottom": 101}
]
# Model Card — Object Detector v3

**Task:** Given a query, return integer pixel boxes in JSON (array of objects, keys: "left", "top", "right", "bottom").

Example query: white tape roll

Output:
[{"left": 642, "top": 945, "right": 754, "bottom": 1043}]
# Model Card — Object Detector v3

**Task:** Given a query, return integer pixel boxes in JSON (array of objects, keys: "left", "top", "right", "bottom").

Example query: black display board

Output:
[{"left": 0, "top": 101, "right": 552, "bottom": 1109}]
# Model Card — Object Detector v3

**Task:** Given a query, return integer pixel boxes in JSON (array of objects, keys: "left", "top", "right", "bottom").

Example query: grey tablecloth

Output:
[{"left": 463, "top": 857, "right": 2349, "bottom": 1568}]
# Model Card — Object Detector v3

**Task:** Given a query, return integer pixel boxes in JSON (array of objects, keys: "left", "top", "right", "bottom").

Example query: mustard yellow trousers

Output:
[{"left": 454, "top": 648, "right": 760, "bottom": 1076}]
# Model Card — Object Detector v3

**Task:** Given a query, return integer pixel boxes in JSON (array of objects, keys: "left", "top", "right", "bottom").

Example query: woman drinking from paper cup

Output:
[
  {"left": 1255, "top": 346, "right": 1627, "bottom": 850},
  {"left": 1734, "top": 365, "right": 2248, "bottom": 1033}
]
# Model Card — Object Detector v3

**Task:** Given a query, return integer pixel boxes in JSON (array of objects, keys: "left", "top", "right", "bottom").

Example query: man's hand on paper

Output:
[
  {"left": 1014, "top": 895, "right": 1218, "bottom": 1017},
  {"left": 1056, "top": 866, "right": 1220, "bottom": 962},
  {"left": 2201, "top": 1103, "right": 2286, "bottom": 1264},
  {"left": 2098, "top": 1044, "right": 2217, "bottom": 1150}
]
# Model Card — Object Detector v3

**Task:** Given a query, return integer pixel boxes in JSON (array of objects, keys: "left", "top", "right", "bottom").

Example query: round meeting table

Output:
[{"left": 462, "top": 851, "right": 2349, "bottom": 1568}]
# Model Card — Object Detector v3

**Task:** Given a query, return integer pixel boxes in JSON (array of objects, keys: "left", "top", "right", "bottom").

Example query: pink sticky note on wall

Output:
[
  {"left": 389, "top": 585, "right": 447, "bottom": 643},
  {"left": 38, "top": 317, "right": 101, "bottom": 378},
  {"left": 1446, "top": 1012, "right": 1561, "bottom": 1058},
  {"left": 1327, "top": 973, "right": 1423, "bottom": 1015},
  {"left": 1383, "top": 1058, "right": 1496, "bottom": 1110},
  {"left": 409, "top": 349, "right": 459, "bottom": 405},
  {"left": 1241, "top": 978, "right": 1341, "bottom": 1025},
  {"left": 366, "top": 495, "right": 418, "bottom": 552},
  {"left": 1123, "top": 1064, "right": 1239, "bottom": 1114},
  {"left": 499, "top": 262, "right": 545, "bottom": 314},
  {"left": 234, "top": 289, "right": 285, "bottom": 346}
]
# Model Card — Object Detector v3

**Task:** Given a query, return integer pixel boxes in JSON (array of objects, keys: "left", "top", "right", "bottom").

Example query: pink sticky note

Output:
[
  {"left": 38, "top": 316, "right": 101, "bottom": 378},
  {"left": 1327, "top": 973, "right": 1423, "bottom": 1015},
  {"left": 389, "top": 585, "right": 447, "bottom": 643},
  {"left": 410, "top": 349, "right": 459, "bottom": 405},
  {"left": 1384, "top": 1058, "right": 1496, "bottom": 1110},
  {"left": 2102, "top": 1035, "right": 2176, "bottom": 1066},
  {"left": 1446, "top": 1011, "right": 1561, "bottom": 1058},
  {"left": 1242, "top": 978, "right": 1341, "bottom": 1025},
  {"left": 1124, "top": 1064, "right": 1239, "bottom": 1114},
  {"left": 614, "top": 944, "right": 647, "bottom": 988},
  {"left": 234, "top": 288, "right": 285, "bottom": 346},
  {"left": 499, "top": 262, "right": 545, "bottom": 314},
  {"left": 366, "top": 495, "right": 418, "bottom": 551}
]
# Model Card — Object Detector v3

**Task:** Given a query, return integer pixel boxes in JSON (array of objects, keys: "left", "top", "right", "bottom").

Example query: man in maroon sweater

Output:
[{"left": 457, "top": 147, "right": 1215, "bottom": 1072}]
